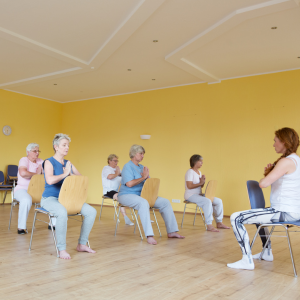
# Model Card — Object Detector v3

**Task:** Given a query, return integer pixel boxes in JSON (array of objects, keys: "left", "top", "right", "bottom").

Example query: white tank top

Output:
[{"left": 270, "top": 154, "right": 300, "bottom": 213}]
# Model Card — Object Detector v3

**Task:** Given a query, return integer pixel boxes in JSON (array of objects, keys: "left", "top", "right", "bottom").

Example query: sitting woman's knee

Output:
[
  {"left": 230, "top": 212, "right": 240, "bottom": 223},
  {"left": 140, "top": 198, "right": 150, "bottom": 209},
  {"left": 56, "top": 206, "right": 68, "bottom": 218}
]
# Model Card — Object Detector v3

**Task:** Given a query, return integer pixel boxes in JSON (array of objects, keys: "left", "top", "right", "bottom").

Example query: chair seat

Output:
[
  {"left": 35, "top": 207, "right": 53, "bottom": 216},
  {"left": 265, "top": 221, "right": 300, "bottom": 227}
]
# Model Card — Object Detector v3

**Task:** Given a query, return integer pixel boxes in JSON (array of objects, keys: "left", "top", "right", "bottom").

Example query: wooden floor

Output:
[{"left": 1, "top": 204, "right": 300, "bottom": 300}]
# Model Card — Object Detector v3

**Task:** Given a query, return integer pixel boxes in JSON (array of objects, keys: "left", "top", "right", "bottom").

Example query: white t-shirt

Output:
[
  {"left": 102, "top": 165, "right": 122, "bottom": 195},
  {"left": 184, "top": 169, "right": 202, "bottom": 200}
]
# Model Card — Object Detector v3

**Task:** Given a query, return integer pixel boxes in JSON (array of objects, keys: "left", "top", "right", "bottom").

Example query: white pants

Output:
[
  {"left": 14, "top": 189, "right": 56, "bottom": 229},
  {"left": 187, "top": 194, "right": 223, "bottom": 225}
]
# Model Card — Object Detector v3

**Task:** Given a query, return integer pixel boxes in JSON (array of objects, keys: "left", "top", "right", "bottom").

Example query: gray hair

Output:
[
  {"left": 107, "top": 154, "right": 118, "bottom": 164},
  {"left": 53, "top": 133, "right": 71, "bottom": 153},
  {"left": 26, "top": 143, "right": 39, "bottom": 154},
  {"left": 129, "top": 144, "right": 145, "bottom": 158}
]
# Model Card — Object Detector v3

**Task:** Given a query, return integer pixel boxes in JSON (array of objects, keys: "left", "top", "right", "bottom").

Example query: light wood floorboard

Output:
[{"left": 1, "top": 204, "right": 300, "bottom": 299}]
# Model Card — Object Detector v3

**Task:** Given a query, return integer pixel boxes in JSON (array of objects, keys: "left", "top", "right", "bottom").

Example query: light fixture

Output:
[
  {"left": 91, "top": 67, "right": 95, "bottom": 69},
  {"left": 152, "top": 79, "right": 155, "bottom": 81},
  {"left": 153, "top": 40, "right": 158, "bottom": 43},
  {"left": 128, "top": 69, "right": 131, "bottom": 71},
  {"left": 271, "top": 27, "right": 277, "bottom": 29},
  {"left": 140, "top": 135, "right": 151, "bottom": 140},
  {"left": 54, "top": 84, "right": 57, "bottom": 85}
]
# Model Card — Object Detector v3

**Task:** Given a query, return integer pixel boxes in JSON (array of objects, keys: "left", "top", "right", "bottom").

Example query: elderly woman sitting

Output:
[
  {"left": 41, "top": 133, "right": 97, "bottom": 259},
  {"left": 118, "top": 144, "right": 185, "bottom": 245},
  {"left": 14, "top": 143, "right": 44, "bottom": 234},
  {"left": 102, "top": 154, "right": 134, "bottom": 225}
]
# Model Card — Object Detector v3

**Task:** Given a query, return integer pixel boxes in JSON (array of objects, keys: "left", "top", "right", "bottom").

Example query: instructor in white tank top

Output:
[{"left": 228, "top": 127, "right": 300, "bottom": 270}]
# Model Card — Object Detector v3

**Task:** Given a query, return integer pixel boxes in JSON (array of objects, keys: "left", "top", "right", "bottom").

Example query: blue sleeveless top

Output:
[{"left": 42, "top": 157, "right": 68, "bottom": 198}]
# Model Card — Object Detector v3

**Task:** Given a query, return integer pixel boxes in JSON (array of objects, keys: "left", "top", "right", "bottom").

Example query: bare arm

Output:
[
  {"left": 186, "top": 175, "right": 206, "bottom": 189},
  {"left": 125, "top": 167, "right": 149, "bottom": 188},
  {"left": 107, "top": 166, "right": 120, "bottom": 179},
  {"left": 259, "top": 158, "right": 296, "bottom": 188},
  {"left": 44, "top": 160, "right": 71, "bottom": 185},
  {"left": 19, "top": 165, "right": 42, "bottom": 179}
]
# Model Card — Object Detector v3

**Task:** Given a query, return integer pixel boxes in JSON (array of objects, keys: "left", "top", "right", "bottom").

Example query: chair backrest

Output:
[
  {"left": 27, "top": 174, "right": 45, "bottom": 204},
  {"left": 6, "top": 165, "right": 18, "bottom": 183},
  {"left": 58, "top": 176, "right": 89, "bottom": 214},
  {"left": 0, "top": 171, "right": 4, "bottom": 185},
  {"left": 140, "top": 178, "right": 160, "bottom": 208},
  {"left": 246, "top": 180, "right": 265, "bottom": 209},
  {"left": 204, "top": 180, "right": 218, "bottom": 202}
]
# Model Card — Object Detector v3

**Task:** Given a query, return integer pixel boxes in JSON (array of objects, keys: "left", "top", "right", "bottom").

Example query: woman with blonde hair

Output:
[
  {"left": 227, "top": 127, "right": 300, "bottom": 270},
  {"left": 102, "top": 154, "right": 134, "bottom": 225}
]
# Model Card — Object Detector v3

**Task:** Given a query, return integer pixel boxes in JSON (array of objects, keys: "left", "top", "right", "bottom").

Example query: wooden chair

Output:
[
  {"left": 114, "top": 178, "right": 162, "bottom": 240},
  {"left": 8, "top": 174, "right": 45, "bottom": 230},
  {"left": 181, "top": 180, "right": 218, "bottom": 230},
  {"left": 29, "top": 176, "right": 90, "bottom": 257}
]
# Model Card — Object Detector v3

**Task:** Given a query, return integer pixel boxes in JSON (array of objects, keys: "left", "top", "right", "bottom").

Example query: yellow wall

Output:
[
  {"left": 61, "top": 69, "right": 300, "bottom": 216},
  {"left": 2, "top": 69, "right": 300, "bottom": 214},
  {"left": 0, "top": 90, "right": 62, "bottom": 202}
]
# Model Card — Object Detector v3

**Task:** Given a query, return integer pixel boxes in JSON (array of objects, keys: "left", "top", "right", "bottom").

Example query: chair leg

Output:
[
  {"left": 199, "top": 206, "right": 207, "bottom": 230},
  {"left": 260, "top": 225, "right": 275, "bottom": 260},
  {"left": 284, "top": 226, "right": 297, "bottom": 277},
  {"left": 134, "top": 211, "right": 138, "bottom": 234},
  {"left": 113, "top": 200, "right": 118, "bottom": 220},
  {"left": 49, "top": 216, "right": 59, "bottom": 258},
  {"left": 181, "top": 203, "right": 187, "bottom": 228},
  {"left": 8, "top": 201, "right": 15, "bottom": 230},
  {"left": 99, "top": 197, "right": 105, "bottom": 220},
  {"left": 193, "top": 205, "right": 197, "bottom": 226},
  {"left": 250, "top": 224, "right": 263, "bottom": 250},
  {"left": 29, "top": 210, "right": 38, "bottom": 251},
  {"left": 132, "top": 209, "right": 143, "bottom": 240},
  {"left": 152, "top": 208, "right": 162, "bottom": 237},
  {"left": 114, "top": 206, "right": 121, "bottom": 236},
  {"left": 2, "top": 191, "right": 7, "bottom": 204},
  {"left": 129, "top": 208, "right": 134, "bottom": 220}
]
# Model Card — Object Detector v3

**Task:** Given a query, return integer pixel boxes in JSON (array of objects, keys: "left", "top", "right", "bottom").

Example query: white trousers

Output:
[
  {"left": 14, "top": 189, "right": 56, "bottom": 229},
  {"left": 187, "top": 194, "right": 223, "bottom": 225}
]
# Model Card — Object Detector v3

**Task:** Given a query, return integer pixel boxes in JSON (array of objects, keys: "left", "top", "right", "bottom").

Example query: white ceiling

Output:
[{"left": 1, "top": 0, "right": 300, "bottom": 102}]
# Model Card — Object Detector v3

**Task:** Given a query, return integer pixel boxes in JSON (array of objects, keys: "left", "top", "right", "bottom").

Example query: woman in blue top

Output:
[
  {"left": 118, "top": 144, "right": 185, "bottom": 245},
  {"left": 41, "top": 133, "right": 97, "bottom": 260}
]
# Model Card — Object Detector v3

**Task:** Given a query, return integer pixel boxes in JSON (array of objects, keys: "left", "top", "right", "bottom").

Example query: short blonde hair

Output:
[
  {"left": 53, "top": 133, "right": 71, "bottom": 153},
  {"left": 129, "top": 144, "right": 145, "bottom": 158},
  {"left": 107, "top": 154, "right": 118, "bottom": 164}
]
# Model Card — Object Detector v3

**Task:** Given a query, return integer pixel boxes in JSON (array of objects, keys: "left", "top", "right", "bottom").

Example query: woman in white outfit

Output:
[
  {"left": 14, "top": 143, "right": 45, "bottom": 234},
  {"left": 184, "top": 154, "right": 230, "bottom": 232},
  {"left": 227, "top": 127, "right": 300, "bottom": 270},
  {"left": 102, "top": 154, "right": 134, "bottom": 225}
]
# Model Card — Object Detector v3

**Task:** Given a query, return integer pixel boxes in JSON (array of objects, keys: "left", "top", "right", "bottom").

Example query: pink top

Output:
[{"left": 14, "top": 157, "right": 44, "bottom": 192}]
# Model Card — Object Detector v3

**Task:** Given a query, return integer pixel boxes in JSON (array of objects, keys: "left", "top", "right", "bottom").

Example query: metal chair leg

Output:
[
  {"left": 2, "top": 191, "right": 7, "bottom": 204},
  {"left": 132, "top": 209, "right": 143, "bottom": 240},
  {"left": 199, "top": 207, "right": 207, "bottom": 230},
  {"left": 49, "top": 216, "right": 59, "bottom": 257},
  {"left": 99, "top": 197, "right": 105, "bottom": 220},
  {"left": 152, "top": 208, "right": 161, "bottom": 237},
  {"left": 29, "top": 210, "right": 38, "bottom": 251},
  {"left": 260, "top": 225, "right": 275, "bottom": 260},
  {"left": 129, "top": 208, "right": 134, "bottom": 220},
  {"left": 114, "top": 206, "right": 121, "bottom": 236},
  {"left": 134, "top": 211, "right": 138, "bottom": 234},
  {"left": 8, "top": 201, "right": 15, "bottom": 230},
  {"left": 113, "top": 200, "right": 118, "bottom": 220},
  {"left": 285, "top": 226, "right": 297, "bottom": 277},
  {"left": 250, "top": 224, "right": 263, "bottom": 250},
  {"left": 181, "top": 203, "right": 187, "bottom": 228},
  {"left": 193, "top": 205, "right": 197, "bottom": 226}
]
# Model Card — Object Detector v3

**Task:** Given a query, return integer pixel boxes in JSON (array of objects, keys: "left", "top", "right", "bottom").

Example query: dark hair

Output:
[
  {"left": 190, "top": 154, "right": 203, "bottom": 168},
  {"left": 264, "top": 127, "right": 299, "bottom": 176}
]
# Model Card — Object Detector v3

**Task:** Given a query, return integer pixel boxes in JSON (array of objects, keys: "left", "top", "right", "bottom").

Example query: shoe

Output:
[
  {"left": 252, "top": 249, "right": 273, "bottom": 261},
  {"left": 17, "top": 229, "right": 27, "bottom": 234},
  {"left": 48, "top": 225, "right": 55, "bottom": 230}
]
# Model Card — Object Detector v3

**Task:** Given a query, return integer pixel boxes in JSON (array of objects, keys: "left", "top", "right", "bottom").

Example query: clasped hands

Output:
[{"left": 140, "top": 166, "right": 150, "bottom": 180}]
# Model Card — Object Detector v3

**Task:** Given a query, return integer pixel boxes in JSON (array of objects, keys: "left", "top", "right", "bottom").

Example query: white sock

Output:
[
  {"left": 252, "top": 248, "right": 273, "bottom": 261},
  {"left": 227, "top": 254, "right": 255, "bottom": 270},
  {"left": 124, "top": 215, "right": 134, "bottom": 226}
]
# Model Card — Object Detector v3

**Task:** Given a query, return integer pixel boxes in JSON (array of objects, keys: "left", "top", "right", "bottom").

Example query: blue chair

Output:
[
  {"left": 0, "top": 171, "right": 13, "bottom": 204},
  {"left": 247, "top": 180, "right": 299, "bottom": 277}
]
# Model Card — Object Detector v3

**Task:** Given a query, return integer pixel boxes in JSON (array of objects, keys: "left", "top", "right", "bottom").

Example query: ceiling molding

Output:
[
  {"left": 165, "top": 0, "right": 298, "bottom": 83},
  {"left": 0, "top": 0, "right": 166, "bottom": 89}
]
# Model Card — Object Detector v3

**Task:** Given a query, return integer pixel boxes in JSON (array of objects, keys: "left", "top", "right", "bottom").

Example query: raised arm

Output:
[
  {"left": 44, "top": 160, "right": 71, "bottom": 185},
  {"left": 19, "top": 164, "right": 43, "bottom": 179},
  {"left": 186, "top": 174, "right": 206, "bottom": 189},
  {"left": 259, "top": 158, "right": 296, "bottom": 188}
]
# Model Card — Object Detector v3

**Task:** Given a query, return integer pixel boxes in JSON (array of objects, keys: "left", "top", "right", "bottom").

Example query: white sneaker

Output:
[
  {"left": 252, "top": 249, "right": 273, "bottom": 261},
  {"left": 227, "top": 255, "right": 255, "bottom": 270}
]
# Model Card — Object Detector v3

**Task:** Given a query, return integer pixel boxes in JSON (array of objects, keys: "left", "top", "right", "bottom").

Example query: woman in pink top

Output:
[{"left": 14, "top": 143, "right": 43, "bottom": 234}]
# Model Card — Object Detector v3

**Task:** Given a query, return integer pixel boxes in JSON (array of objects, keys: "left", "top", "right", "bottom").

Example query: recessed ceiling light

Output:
[
  {"left": 153, "top": 40, "right": 158, "bottom": 43},
  {"left": 128, "top": 69, "right": 131, "bottom": 71},
  {"left": 54, "top": 84, "right": 57, "bottom": 85},
  {"left": 91, "top": 67, "right": 95, "bottom": 69},
  {"left": 152, "top": 79, "right": 156, "bottom": 81},
  {"left": 271, "top": 27, "right": 277, "bottom": 29}
]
